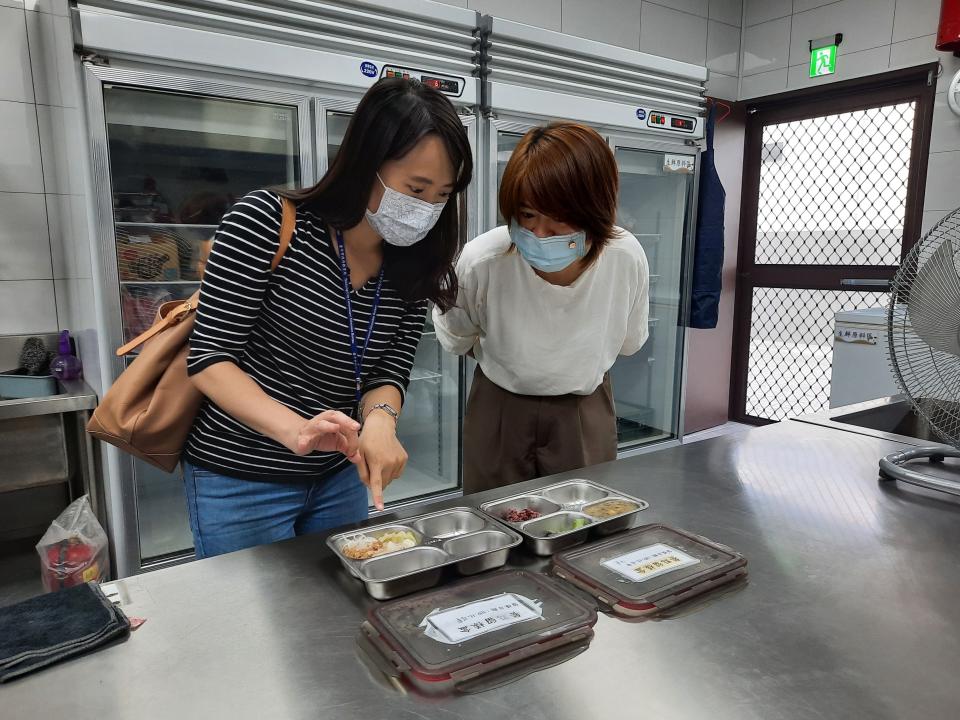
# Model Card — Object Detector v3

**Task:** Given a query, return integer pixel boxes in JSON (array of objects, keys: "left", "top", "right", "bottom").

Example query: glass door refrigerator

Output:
[
  {"left": 320, "top": 102, "right": 480, "bottom": 508},
  {"left": 84, "top": 66, "right": 314, "bottom": 573},
  {"left": 76, "top": 0, "right": 481, "bottom": 576},
  {"left": 480, "top": 16, "right": 706, "bottom": 453}
]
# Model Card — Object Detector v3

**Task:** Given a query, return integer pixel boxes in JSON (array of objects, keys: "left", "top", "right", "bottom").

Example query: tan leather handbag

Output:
[{"left": 87, "top": 198, "right": 296, "bottom": 473}]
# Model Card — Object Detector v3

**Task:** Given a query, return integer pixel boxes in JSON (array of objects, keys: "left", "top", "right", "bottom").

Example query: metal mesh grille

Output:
[
  {"left": 746, "top": 288, "right": 889, "bottom": 420},
  {"left": 889, "top": 208, "right": 960, "bottom": 445},
  {"left": 756, "top": 102, "right": 915, "bottom": 266}
]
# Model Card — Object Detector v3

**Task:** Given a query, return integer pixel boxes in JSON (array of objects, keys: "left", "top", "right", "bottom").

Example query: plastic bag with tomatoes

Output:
[{"left": 36, "top": 495, "right": 110, "bottom": 592}]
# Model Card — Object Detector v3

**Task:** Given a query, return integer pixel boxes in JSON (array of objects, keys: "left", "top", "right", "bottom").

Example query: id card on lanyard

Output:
[{"left": 337, "top": 230, "right": 385, "bottom": 418}]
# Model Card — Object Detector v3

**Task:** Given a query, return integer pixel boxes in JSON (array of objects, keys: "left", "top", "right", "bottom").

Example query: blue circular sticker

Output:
[
  {"left": 636, "top": 108, "right": 647, "bottom": 121},
  {"left": 360, "top": 61, "right": 378, "bottom": 78}
]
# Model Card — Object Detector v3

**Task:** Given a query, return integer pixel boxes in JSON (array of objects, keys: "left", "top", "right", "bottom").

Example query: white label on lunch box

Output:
[
  {"left": 602, "top": 543, "right": 700, "bottom": 583},
  {"left": 420, "top": 592, "right": 542, "bottom": 645}
]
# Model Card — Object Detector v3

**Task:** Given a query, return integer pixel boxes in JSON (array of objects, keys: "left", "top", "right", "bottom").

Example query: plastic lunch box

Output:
[
  {"left": 552, "top": 523, "right": 748, "bottom": 617},
  {"left": 359, "top": 569, "right": 597, "bottom": 693}
]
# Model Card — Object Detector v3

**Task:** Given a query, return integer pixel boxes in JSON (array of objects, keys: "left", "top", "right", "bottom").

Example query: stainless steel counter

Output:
[{"left": 5, "top": 421, "right": 960, "bottom": 719}]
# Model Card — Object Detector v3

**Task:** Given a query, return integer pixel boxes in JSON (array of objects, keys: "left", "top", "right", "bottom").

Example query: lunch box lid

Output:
[
  {"left": 366, "top": 569, "right": 597, "bottom": 679},
  {"left": 552, "top": 524, "right": 747, "bottom": 614}
]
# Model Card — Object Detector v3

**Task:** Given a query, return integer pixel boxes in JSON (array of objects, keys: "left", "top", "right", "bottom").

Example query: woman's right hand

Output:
[{"left": 287, "top": 411, "right": 361, "bottom": 460}]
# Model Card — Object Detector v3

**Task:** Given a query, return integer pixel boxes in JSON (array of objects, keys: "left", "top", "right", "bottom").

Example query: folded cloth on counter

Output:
[{"left": 0, "top": 582, "right": 130, "bottom": 682}]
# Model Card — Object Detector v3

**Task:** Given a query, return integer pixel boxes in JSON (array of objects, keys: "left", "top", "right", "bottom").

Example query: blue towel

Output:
[{"left": 0, "top": 582, "right": 129, "bottom": 682}]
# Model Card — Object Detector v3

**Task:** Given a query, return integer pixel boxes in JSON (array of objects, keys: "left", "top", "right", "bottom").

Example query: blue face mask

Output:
[{"left": 509, "top": 221, "right": 587, "bottom": 273}]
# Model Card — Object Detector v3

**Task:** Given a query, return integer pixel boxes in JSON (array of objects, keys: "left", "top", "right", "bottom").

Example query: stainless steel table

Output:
[{"left": 5, "top": 421, "right": 960, "bottom": 719}]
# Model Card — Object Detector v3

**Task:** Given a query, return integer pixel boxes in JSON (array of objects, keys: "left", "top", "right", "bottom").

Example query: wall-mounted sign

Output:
[
  {"left": 808, "top": 34, "right": 842, "bottom": 78},
  {"left": 810, "top": 44, "right": 837, "bottom": 77}
]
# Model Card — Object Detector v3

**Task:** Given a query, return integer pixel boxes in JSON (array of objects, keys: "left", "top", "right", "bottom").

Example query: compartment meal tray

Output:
[
  {"left": 552, "top": 523, "right": 748, "bottom": 616},
  {"left": 479, "top": 479, "right": 649, "bottom": 556},
  {"left": 327, "top": 507, "right": 523, "bottom": 600}
]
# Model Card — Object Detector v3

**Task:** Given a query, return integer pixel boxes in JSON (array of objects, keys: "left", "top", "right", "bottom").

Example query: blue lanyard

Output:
[{"left": 336, "top": 231, "right": 384, "bottom": 406}]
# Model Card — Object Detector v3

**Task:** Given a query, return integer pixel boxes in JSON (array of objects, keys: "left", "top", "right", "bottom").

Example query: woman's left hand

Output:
[{"left": 356, "top": 412, "right": 407, "bottom": 511}]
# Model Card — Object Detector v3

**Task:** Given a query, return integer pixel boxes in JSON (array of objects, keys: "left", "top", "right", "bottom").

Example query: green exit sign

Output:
[{"left": 810, "top": 45, "right": 838, "bottom": 77}]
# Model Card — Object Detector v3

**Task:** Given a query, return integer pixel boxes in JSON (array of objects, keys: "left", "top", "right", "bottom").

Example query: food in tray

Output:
[
  {"left": 502, "top": 508, "right": 541, "bottom": 523},
  {"left": 582, "top": 499, "right": 639, "bottom": 519},
  {"left": 341, "top": 530, "right": 417, "bottom": 560},
  {"left": 378, "top": 530, "right": 419, "bottom": 553},
  {"left": 542, "top": 518, "right": 590, "bottom": 537},
  {"left": 341, "top": 535, "right": 381, "bottom": 560}
]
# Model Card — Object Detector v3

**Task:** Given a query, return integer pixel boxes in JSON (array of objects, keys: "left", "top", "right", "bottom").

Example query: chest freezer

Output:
[{"left": 830, "top": 307, "right": 899, "bottom": 408}]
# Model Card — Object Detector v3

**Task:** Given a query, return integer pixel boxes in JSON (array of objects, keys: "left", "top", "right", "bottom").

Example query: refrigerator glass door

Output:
[
  {"left": 494, "top": 131, "right": 525, "bottom": 225},
  {"left": 489, "top": 125, "right": 693, "bottom": 450},
  {"left": 325, "top": 109, "right": 462, "bottom": 505},
  {"left": 103, "top": 86, "right": 303, "bottom": 561},
  {"left": 609, "top": 144, "right": 693, "bottom": 447}
]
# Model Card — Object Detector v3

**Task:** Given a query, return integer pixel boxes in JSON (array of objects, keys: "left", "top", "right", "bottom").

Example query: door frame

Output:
[{"left": 730, "top": 64, "right": 938, "bottom": 425}]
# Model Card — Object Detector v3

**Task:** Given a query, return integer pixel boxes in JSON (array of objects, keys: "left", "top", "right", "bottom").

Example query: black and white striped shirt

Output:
[{"left": 184, "top": 190, "right": 426, "bottom": 481}]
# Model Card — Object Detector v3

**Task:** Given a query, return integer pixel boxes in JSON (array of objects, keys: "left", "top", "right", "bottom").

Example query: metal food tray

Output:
[
  {"left": 479, "top": 479, "right": 649, "bottom": 556},
  {"left": 327, "top": 507, "right": 523, "bottom": 600}
]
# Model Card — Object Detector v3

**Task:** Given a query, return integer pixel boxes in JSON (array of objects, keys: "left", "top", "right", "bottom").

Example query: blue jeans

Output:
[{"left": 182, "top": 461, "right": 369, "bottom": 559}]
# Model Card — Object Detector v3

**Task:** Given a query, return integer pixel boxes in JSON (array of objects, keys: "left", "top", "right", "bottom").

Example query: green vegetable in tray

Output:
[{"left": 572, "top": 518, "right": 589, "bottom": 530}]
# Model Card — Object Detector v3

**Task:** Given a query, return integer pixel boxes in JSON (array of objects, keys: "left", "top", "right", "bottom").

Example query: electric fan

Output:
[{"left": 879, "top": 207, "right": 960, "bottom": 495}]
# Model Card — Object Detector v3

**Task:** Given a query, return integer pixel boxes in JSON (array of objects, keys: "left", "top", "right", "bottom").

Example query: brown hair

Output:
[{"left": 499, "top": 122, "right": 619, "bottom": 266}]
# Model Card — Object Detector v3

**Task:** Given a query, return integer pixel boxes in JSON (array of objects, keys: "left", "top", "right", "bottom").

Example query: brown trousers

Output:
[{"left": 462, "top": 366, "right": 618, "bottom": 493}]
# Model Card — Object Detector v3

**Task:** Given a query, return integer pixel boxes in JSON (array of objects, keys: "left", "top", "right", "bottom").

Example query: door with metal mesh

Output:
[{"left": 732, "top": 68, "right": 936, "bottom": 423}]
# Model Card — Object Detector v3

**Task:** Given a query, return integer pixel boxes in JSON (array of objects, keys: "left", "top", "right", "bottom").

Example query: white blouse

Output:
[{"left": 433, "top": 225, "right": 650, "bottom": 396}]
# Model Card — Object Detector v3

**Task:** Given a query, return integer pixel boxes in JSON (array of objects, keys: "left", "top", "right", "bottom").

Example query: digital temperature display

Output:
[
  {"left": 645, "top": 110, "right": 697, "bottom": 133},
  {"left": 422, "top": 76, "right": 461, "bottom": 93},
  {"left": 381, "top": 66, "right": 463, "bottom": 96}
]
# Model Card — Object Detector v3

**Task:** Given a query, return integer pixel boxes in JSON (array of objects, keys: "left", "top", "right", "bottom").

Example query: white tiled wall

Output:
[
  {"left": 0, "top": 0, "right": 98, "bottom": 386},
  {"left": 560, "top": 0, "right": 643, "bottom": 50},
  {"left": 737, "top": 0, "right": 960, "bottom": 241},
  {"left": 469, "top": 0, "right": 563, "bottom": 31},
  {"left": 456, "top": 0, "right": 744, "bottom": 99},
  {"left": 0, "top": 4, "right": 55, "bottom": 335},
  {"left": 641, "top": 3, "right": 710, "bottom": 65}
]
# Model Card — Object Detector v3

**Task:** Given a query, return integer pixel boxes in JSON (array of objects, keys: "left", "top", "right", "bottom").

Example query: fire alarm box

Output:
[{"left": 938, "top": 0, "right": 960, "bottom": 52}]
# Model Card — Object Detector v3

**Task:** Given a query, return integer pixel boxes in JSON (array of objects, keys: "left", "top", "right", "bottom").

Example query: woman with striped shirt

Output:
[{"left": 182, "top": 79, "right": 472, "bottom": 558}]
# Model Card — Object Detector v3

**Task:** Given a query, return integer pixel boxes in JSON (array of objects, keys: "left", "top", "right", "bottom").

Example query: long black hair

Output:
[{"left": 279, "top": 78, "right": 472, "bottom": 311}]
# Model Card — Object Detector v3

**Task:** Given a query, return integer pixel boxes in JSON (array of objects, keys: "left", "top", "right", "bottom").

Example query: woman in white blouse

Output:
[{"left": 433, "top": 122, "right": 650, "bottom": 492}]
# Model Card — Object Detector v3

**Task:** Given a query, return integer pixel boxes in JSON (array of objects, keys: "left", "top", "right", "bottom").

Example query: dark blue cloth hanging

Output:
[{"left": 688, "top": 103, "right": 726, "bottom": 329}]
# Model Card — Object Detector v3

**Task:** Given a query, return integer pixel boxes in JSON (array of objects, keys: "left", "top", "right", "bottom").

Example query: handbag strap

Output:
[
  {"left": 116, "top": 197, "right": 296, "bottom": 357},
  {"left": 272, "top": 196, "right": 295, "bottom": 270}
]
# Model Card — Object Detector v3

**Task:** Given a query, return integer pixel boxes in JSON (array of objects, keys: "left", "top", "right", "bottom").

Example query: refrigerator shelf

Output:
[
  {"left": 115, "top": 222, "right": 219, "bottom": 230},
  {"left": 410, "top": 368, "right": 443, "bottom": 383},
  {"left": 120, "top": 280, "right": 201, "bottom": 287}
]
